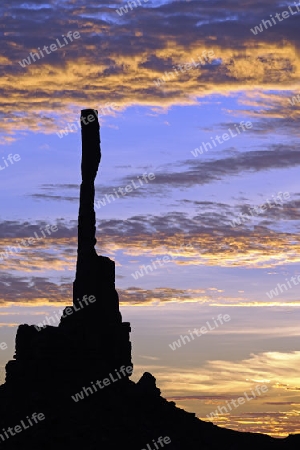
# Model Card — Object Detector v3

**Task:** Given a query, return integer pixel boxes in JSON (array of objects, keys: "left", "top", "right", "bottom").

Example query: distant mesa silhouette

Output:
[{"left": 0, "top": 109, "right": 298, "bottom": 449}]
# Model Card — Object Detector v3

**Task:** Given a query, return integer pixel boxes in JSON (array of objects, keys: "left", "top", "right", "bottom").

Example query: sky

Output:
[{"left": 1, "top": 0, "right": 300, "bottom": 438}]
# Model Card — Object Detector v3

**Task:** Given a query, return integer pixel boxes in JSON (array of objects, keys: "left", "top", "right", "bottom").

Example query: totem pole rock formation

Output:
[
  {"left": 4, "top": 109, "right": 132, "bottom": 389},
  {"left": 0, "top": 110, "right": 299, "bottom": 449}
]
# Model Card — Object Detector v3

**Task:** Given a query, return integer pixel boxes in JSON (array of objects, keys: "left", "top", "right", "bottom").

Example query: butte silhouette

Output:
[{"left": 0, "top": 109, "right": 298, "bottom": 449}]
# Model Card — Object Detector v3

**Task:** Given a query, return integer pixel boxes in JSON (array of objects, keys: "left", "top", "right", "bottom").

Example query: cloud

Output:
[
  {"left": 0, "top": 273, "right": 210, "bottom": 306},
  {"left": 141, "top": 350, "right": 300, "bottom": 398},
  {"left": 1, "top": 0, "right": 300, "bottom": 137},
  {"left": 2, "top": 209, "right": 300, "bottom": 286},
  {"left": 139, "top": 351, "right": 300, "bottom": 436},
  {"left": 167, "top": 394, "right": 240, "bottom": 401},
  {"left": 28, "top": 148, "right": 300, "bottom": 206},
  {"left": 0, "top": 272, "right": 72, "bottom": 305}
]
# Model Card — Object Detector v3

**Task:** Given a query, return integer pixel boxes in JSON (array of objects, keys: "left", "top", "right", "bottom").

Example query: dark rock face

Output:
[
  {"left": 0, "top": 109, "right": 298, "bottom": 449},
  {"left": 73, "top": 109, "right": 122, "bottom": 323},
  {"left": 4, "top": 109, "right": 132, "bottom": 390}
]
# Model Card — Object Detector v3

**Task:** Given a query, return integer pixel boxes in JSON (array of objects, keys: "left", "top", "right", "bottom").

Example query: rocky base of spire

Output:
[
  {"left": 0, "top": 369, "right": 298, "bottom": 450},
  {"left": 4, "top": 256, "right": 132, "bottom": 393}
]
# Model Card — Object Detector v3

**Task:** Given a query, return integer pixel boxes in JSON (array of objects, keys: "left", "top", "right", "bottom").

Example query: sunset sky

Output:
[{"left": 1, "top": 0, "right": 300, "bottom": 438}]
